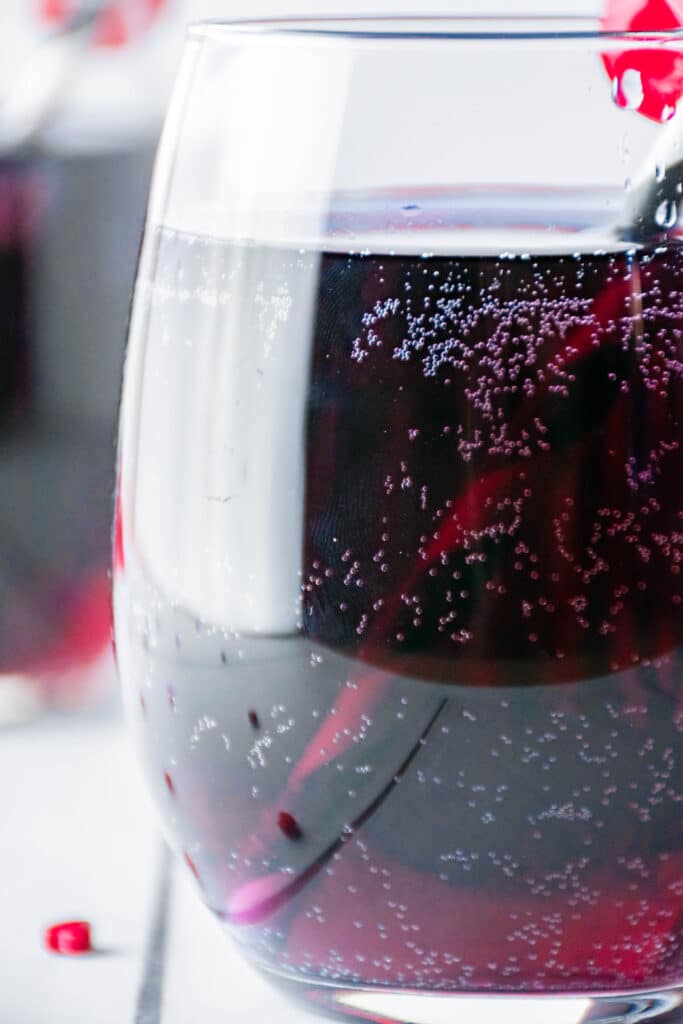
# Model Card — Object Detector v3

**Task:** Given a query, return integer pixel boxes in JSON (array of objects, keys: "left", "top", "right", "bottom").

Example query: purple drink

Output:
[{"left": 115, "top": 192, "right": 683, "bottom": 997}]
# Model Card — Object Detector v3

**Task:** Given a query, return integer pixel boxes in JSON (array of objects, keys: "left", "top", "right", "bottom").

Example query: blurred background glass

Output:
[{"left": 0, "top": 1, "right": 178, "bottom": 720}]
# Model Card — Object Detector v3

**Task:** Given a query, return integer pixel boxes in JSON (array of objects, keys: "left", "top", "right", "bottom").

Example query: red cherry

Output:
[
  {"left": 601, "top": 0, "right": 683, "bottom": 122},
  {"left": 44, "top": 921, "right": 92, "bottom": 955}
]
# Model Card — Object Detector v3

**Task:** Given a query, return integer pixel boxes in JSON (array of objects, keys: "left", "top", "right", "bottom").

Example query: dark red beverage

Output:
[
  {"left": 114, "top": 198, "right": 683, "bottom": 1000},
  {"left": 0, "top": 163, "right": 114, "bottom": 702}
]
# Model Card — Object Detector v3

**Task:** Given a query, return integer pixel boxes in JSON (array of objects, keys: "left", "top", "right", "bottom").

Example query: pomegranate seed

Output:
[
  {"left": 248, "top": 709, "right": 260, "bottom": 728},
  {"left": 44, "top": 921, "right": 92, "bottom": 955},
  {"left": 277, "top": 811, "right": 302, "bottom": 840},
  {"left": 163, "top": 772, "right": 175, "bottom": 796}
]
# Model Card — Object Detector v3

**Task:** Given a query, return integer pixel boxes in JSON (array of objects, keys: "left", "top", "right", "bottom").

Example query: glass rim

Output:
[{"left": 187, "top": 14, "right": 683, "bottom": 43}]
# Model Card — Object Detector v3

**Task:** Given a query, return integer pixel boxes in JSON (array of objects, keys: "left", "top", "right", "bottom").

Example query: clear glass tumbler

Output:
[{"left": 114, "top": 17, "right": 683, "bottom": 1024}]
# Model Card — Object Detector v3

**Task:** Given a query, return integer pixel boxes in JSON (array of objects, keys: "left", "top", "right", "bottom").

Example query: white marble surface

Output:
[{"left": 0, "top": 710, "right": 324, "bottom": 1023}]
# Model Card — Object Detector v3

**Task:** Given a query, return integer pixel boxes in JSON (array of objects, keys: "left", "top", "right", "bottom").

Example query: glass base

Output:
[{"left": 259, "top": 969, "right": 683, "bottom": 1024}]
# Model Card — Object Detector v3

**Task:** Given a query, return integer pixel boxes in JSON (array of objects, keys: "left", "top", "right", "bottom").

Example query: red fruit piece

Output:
[
  {"left": 277, "top": 811, "right": 302, "bottom": 840},
  {"left": 44, "top": 921, "right": 92, "bottom": 955},
  {"left": 601, "top": 0, "right": 683, "bottom": 122}
]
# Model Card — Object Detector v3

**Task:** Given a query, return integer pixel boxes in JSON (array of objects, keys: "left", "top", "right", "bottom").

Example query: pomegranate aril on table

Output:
[{"left": 44, "top": 921, "right": 92, "bottom": 956}]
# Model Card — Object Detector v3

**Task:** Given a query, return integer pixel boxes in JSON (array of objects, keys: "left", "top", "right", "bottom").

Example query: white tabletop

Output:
[{"left": 0, "top": 708, "right": 325, "bottom": 1023}]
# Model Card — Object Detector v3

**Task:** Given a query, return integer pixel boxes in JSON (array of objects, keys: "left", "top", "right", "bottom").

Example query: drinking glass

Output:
[{"left": 114, "top": 17, "right": 683, "bottom": 1024}]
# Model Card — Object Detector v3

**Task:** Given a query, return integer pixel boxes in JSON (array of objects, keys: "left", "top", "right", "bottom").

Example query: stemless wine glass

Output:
[{"left": 114, "top": 16, "right": 683, "bottom": 1024}]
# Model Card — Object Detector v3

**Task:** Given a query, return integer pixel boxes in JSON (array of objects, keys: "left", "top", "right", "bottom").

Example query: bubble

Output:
[
  {"left": 655, "top": 164, "right": 666, "bottom": 183},
  {"left": 655, "top": 199, "right": 678, "bottom": 230},
  {"left": 615, "top": 69, "right": 644, "bottom": 111}
]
